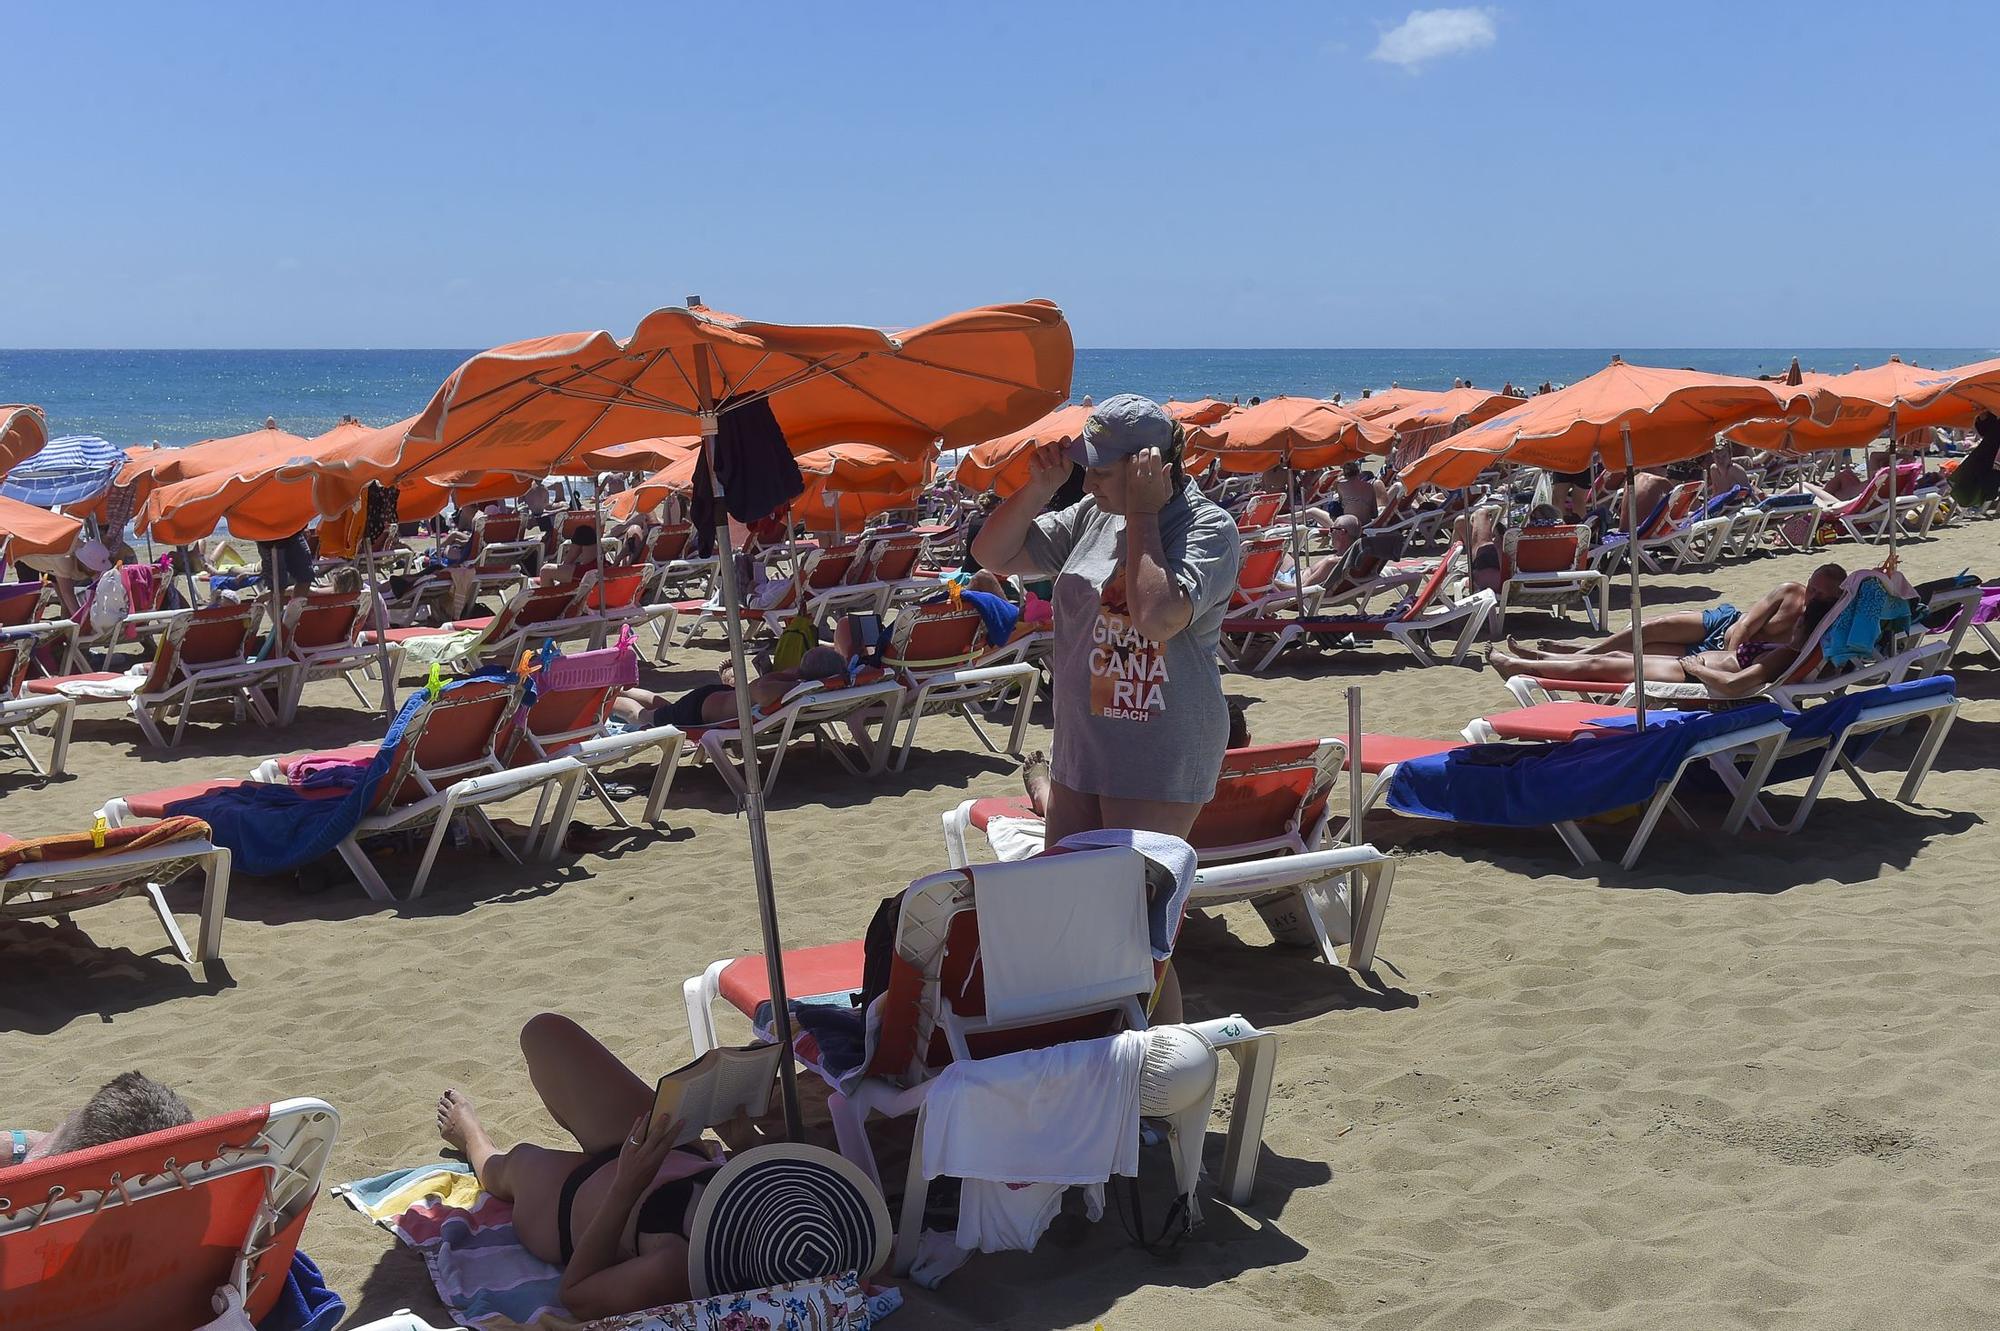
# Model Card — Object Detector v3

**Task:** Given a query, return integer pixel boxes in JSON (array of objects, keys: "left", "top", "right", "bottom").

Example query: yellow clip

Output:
[
  {"left": 425, "top": 663, "right": 445, "bottom": 699},
  {"left": 90, "top": 815, "right": 108, "bottom": 849}
]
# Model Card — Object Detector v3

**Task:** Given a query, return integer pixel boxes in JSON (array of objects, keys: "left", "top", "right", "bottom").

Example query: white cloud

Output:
[{"left": 1370, "top": 8, "right": 1497, "bottom": 70}]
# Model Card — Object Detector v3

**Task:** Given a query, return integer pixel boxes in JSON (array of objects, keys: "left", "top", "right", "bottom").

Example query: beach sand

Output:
[{"left": 5, "top": 524, "right": 1999, "bottom": 1330}]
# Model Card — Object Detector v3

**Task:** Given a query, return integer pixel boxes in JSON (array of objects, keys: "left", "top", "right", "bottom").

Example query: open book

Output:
[{"left": 651, "top": 1042, "right": 783, "bottom": 1148}]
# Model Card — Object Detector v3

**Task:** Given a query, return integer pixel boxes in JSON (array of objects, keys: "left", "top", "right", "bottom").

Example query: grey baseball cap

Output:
[{"left": 1069, "top": 393, "right": 1175, "bottom": 469}]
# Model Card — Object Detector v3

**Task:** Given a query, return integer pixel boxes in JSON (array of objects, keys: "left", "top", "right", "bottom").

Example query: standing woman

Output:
[{"left": 974, "top": 394, "right": 1242, "bottom": 844}]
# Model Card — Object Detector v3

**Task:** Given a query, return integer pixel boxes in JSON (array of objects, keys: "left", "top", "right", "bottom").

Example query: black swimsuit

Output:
[{"left": 555, "top": 1146, "right": 724, "bottom": 1265}]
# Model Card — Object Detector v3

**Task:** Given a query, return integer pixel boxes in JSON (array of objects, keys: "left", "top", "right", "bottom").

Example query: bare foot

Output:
[
  {"left": 1020, "top": 750, "right": 1052, "bottom": 818},
  {"left": 438, "top": 1089, "right": 507, "bottom": 1187}
]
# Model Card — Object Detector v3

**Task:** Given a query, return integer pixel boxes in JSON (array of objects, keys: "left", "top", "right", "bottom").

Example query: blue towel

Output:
[
  {"left": 1822, "top": 579, "right": 1912, "bottom": 667},
  {"left": 1595, "top": 494, "right": 1671, "bottom": 549},
  {"left": 1386, "top": 704, "right": 1782, "bottom": 827},
  {"left": 1694, "top": 485, "right": 1745, "bottom": 521},
  {"left": 255, "top": 1251, "right": 345, "bottom": 1331},
  {"left": 1751, "top": 676, "right": 1956, "bottom": 787},
  {"left": 165, "top": 667, "right": 521, "bottom": 875},
  {"left": 959, "top": 589, "right": 1021, "bottom": 648}
]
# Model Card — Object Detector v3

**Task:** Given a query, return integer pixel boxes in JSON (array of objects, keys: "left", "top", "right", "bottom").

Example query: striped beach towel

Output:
[{"left": 334, "top": 1163, "right": 573, "bottom": 1331}]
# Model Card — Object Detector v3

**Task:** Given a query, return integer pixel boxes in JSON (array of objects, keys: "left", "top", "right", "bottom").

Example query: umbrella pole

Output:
[
  {"left": 1622, "top": 424, "right": 1646, "bottom": 729},
  {"left": 696, "top": 353, "right": 804, "bottom": 1141},
  {"left": 1885, "top": 407, "right": 1899, "bottom": 561},
  {"left": 1286, "top": 463, "right": 1308, "bottom": 611},
  {"left": 363, "top": 537, "right": 395, "bottom": 716},
  {"left": 592, "top": 482, "right": 608, "bottom": 649}
]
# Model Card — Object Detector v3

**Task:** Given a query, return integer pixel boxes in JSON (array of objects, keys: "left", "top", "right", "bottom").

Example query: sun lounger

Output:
[
  {"left": 1234, "top": 491, "right": 1284, "bottom": 532},
  {"left": 276, "top": 588, "right": 383, "bottom": 720},
  {"left": 1707, "top": 676, "right": 1960, "bottom": 834},
  {"left": 0, "top": 815, "right": 230, "bottom": 968},
  {"left": 1221, "top": 544, "right": 1494, "bottom": 672},
  {"left": 1385, "top": 704, "right": 1792, "bottom": 868},
  {"left": 503, "top": 639, "right": 683, "bottom": 842},
  {"left": 688, "top": 668, "right": 906, "bottom": 804},
  {"left": 1497, "top": 523, "right": 1609, "bottom": 631},
  {"left": 367, "top": 579, "right": 588, "bottom": 680},
  {"left": 942, "top": 741, "right": 1395, "bottom": 968},
  {"left": 881, "top": 599, "right": 1040, "bottom": 771},
  {"left": 102, "top": 675, "right": 583, "bottom": 902},
  {"left": 0, "top": 1097, "right": 339, "bottom": 1331},
  {"left": 0, "top": 628, "right": 74, "bottom": 777},
  {"left": 26, "top": 603, "right": 287, "bottom": 747}
]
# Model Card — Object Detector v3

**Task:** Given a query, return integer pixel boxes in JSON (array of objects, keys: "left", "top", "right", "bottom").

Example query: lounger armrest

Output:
[{"left": 1191, "top": 844, "right": 1393, "bottom": 900}]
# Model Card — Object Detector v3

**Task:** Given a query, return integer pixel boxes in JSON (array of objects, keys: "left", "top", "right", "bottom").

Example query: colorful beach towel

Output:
[{"left": 334, "top": 1162, "right": 570, "bottom": 1331}]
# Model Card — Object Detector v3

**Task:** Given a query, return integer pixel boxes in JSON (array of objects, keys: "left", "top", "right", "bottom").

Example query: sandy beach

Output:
[{"left": 5, "top": 522, "right": 1999, "bottom": 1330}]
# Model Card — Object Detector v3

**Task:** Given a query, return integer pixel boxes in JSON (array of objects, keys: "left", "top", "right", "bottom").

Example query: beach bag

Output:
[
  {"left": 769, "top": 614, "right": 817, "bottom": 671},
  {"left": 86, "top": 564, "right": 129, "bottom": 635}
]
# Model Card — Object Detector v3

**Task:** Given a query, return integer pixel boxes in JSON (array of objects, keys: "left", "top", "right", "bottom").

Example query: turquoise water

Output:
[{"left": 3, "top": 347, "right": 1992, "bottom": 448}]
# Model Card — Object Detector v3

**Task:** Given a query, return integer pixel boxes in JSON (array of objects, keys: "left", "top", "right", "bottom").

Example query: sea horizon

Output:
[{"left": 5, "top": 345, "right": 1994, "bottom": 448}]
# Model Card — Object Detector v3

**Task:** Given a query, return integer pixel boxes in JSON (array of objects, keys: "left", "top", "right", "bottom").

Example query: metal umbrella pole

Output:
[
  {"left": 1621, "top": 423, "right": 1647, "bottom": 729},
  {"left": 362, "top": 532, "right": 396, "bottom": 717},
  {"left": 1285, "top": 460, "right": 1309, "bottom": 611},
  {"left": 591, "top": 481, "right": 608, "bottom": 649},
  {"left": 1885, "top": 406, "right": 1899, "bottom": 560},
  {"left": 694, "top": 347, "right": 804, "bottom": 1139}
]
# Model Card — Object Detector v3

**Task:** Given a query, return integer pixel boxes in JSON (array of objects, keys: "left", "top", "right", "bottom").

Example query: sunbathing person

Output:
[
  {"left": 437, "top": 1015, "right": 731, "bottom": 1319},
  {"left": 612, "top": 645, "right": 849, "bottom": 729},
  {"left": 8, "top": 1070, "right": 193, "bottom": 1166},
  {"left": 1491, "top": 576, "right": 1844, "bottom": 698},
  {"left": 1511, "top": 563, "right": 1846, "bottom": 660}
]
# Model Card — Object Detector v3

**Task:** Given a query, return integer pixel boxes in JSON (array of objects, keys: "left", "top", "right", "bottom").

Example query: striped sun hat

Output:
[{"left": 685, "top": 1143, "right": 890, "bottom": 1299}]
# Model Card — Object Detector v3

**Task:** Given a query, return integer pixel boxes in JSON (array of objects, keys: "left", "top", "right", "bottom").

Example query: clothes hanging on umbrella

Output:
[{"left": 693, "top": 396, "right": 805, "bottom": 531}]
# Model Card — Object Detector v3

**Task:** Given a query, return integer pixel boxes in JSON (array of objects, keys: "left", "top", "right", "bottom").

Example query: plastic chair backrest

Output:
[
  {"left": 649, "top": 524, "right": 693, "bottom": 562},
  {"left": 0, "top": 583, "right": 45, "bottom": 628},
  {"left": 1236, "top": 493, "right": 1282, "bottom": 530},
  {"left": 521, "top": 679, "right": 618, "bottom": 748},
  {"left": 591, "top": 565, "right": 647, "bottom": 613},
  {"left": 806, "top": 544, "right": 863, "bottom": 590},
  {"left": 864, "top": 535, "right": 924, "bottom": 583},
  {"left": 480, "top": 512, "right": 523, "bottom": 545},
  {"left": 175, "top": 605, "right": 259, "bottom": 673},
  {"left": 886, "top": 602, "right": 986, "bottom": 670},
  {"left": 971, "top": 848, "right": 1152, "bottom": 1026},
  {"left": 513, "top": 581, "right": 584, "bottom": 629},
  {"left": 290, "top": 591, "right": 363, "bottom": 650},
  {"left": 1398, "top": 543, "right": 1463, "bottom": 621},
  {"left": 0, "top": 1104, "right": 304, "bottom": 1331},
  {"left": 1187, "top": 739, "right": 1333, "bottom": 850},
  {"left": 1664, "top": 481, "right": 1701, "bottom": 525},
  {"left": 1234, "top": 536, "right": 1289, "bottom": 599},
  {"left": 0, "top": 633, "right": 32, "bottom": 700},
  {"left": 558, "top": 510, "right": 594, "bottom": 540},
  {"left": 1503, "top": 524, "right": 1589, "bottom": 577}
]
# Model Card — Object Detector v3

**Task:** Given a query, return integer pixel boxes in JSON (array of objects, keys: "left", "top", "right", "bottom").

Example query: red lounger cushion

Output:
[
  {"left": 1481, "top": 701, "right": 1636, "bottom": 742},
  {"left": 1353, "top": 733, "right": 1466, "bottom": 774},
  {"left": 24, "top": 672, "right": 122, "bottom": 694},
  {"left": 121, "top": 779, "right": 259, "bottom": 820},
  {"left": 717, "top": 940, "right": 865, "bottom": 1014},
  {"left": 966, "top": 795, "right": 1036, "bottom": 829}
]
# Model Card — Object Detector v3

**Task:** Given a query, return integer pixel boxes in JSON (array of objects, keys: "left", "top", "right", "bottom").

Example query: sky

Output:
[{"left": 3, "top": 2, "right": 1996, "bottom": 350}]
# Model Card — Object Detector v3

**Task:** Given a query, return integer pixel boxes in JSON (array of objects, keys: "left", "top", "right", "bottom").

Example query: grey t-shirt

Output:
[{"left": 1022, "top": 479, "right": 1243, "bottom": 804}]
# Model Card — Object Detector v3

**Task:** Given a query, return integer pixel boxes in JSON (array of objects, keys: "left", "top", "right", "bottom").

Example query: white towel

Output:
[{"left": 1053, "top": 829, "right": 1197, "bottom": 960}]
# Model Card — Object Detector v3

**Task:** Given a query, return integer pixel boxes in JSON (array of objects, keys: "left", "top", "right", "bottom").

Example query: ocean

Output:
[{"left": 2, "top": 347, "right": 1992, "bottom": 448}]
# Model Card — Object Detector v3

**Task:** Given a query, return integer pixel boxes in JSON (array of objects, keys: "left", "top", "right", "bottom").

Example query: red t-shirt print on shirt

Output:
[{"left": 1088, "top": 566, "right": 1169, "bottom": 722}]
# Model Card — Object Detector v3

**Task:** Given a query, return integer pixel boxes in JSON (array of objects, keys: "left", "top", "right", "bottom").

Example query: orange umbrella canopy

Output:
[
  {"left": 1728, "top": 357, "right": 1983, "bottom": 452},
  {"left": 955, "top": 403, "right": 1092, "bottom": 496},
  {"left": 1165, "top": 398, "right": 1235, "bottom": 427},
  {"left": 1401, "top": 360, "right": 1828, "bottom": 489},
  {"left": 0, "top": 405, "right": 48, "bottom": 474},
  {"left": 119, "top": 424, "right": 315, "bottom": 493},
  {"left": 607, "top": 444, "right": 704, "bottom": 521},
  {"left": 1943, "top": 354, "right": 2000, "bottom": 415},
  {"left": 1186, "top": 396, "right": 1394, "bottom": 474},
  {"left": 304, "top": 299, "right": 1072, "bottom": 514},
  {"left": 0, "top": 491, "right": 84, "bottom": 556},
  {"left": 578, "top": 436, "right": 702, "bottom": 474},
  {"left": 1345, "top": 387, "right": 1525, "bottom": 472},
  {"left": 139, "top": 419, "right": 381, "bottom": 544},
  {"left": 792, "top": 443, "right": 928, "bottom": 531}
]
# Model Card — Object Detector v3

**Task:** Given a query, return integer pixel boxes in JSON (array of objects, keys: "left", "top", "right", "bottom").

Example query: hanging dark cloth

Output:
[{"left": 691, "top": 396, "right": 805, "bottom": 558}]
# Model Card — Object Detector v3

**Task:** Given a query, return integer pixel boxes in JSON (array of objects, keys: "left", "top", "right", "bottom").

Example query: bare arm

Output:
[
  {"left": 562, "top": 1116, "right": 687, "bottom": 1318},
  {"left": 1681, "top": 650, "right": 1791, "bottom": 698},
  {"left": 1122, "top": 451, "right": 1195, "bottom": 642},
  {"left": 971, "top": 442, "right": 1071, "bottom": 577}
]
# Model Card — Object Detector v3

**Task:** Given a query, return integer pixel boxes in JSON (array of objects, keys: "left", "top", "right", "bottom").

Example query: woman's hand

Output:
[
  {"left": 1126, "top": 449, "right": 1174, "bottom": 515},
  {"left": 612, "top": 1112, "right": 680, "bottom": 1198},
  {"left": 1024, "top": 441, "right": 1074, "bottom": 500}
]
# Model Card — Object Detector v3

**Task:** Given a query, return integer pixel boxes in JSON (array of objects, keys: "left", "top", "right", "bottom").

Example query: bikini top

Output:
[
  {"left": 1734, "top": 640, "right": 1790, "bottom": 670},
  {"left": 634, "top": 1148, "right": 725, "bottom": 1239}
]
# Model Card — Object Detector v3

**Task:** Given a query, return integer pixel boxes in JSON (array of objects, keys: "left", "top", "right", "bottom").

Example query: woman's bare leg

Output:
[
  {"left": 1545, "top": 611, "right": 1709, "bottom": 656},
  {"left": 1042, "top": 780, "right": 1100, "bottom": 845},
  {"left": 518, "top": 1013, "right": 654, "bottom": 1153},
  {"left": 1091, "top": 796, "right": 1202, "bottom": 1024},
  {"left": 1490, "top": 649, "right": 1689, "bottom": 684}
]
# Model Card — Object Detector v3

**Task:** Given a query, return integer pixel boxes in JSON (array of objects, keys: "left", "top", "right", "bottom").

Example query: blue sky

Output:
[{"left": 3, "top": 2, "right": 1994, "bottom": 349}]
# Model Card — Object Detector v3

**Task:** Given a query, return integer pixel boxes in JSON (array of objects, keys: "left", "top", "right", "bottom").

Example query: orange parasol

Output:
[
  {"left": 299, "top": 296, "right": 1071, "bottom": 1140},
  {"left": 1184, "top": 396, "right": 1393, "bottom": 474},
  {"left": 1344, "top": 387, "right": 1524, "bottom": 472},
  {"left": 139, "top": 419, "right": 382, "bottom": 545},
  {"left": 0, "top": 491, "right": 84, "bottom": 558},
  {"left": 1400, "top": 360, "right": 1828, "bottom": 491},
  {"left": 606, "top": 443, "right": 704, "bottom": 521},
  {"left": 1165, "top": 398, "right": 1236, "bottom": 427},
  {"left": 954, "top": 403, "right": 1092, "bottom": 497},
  {"left": 791, "top": 443, "right": 928, "bottom": 535},
  {"left": 578, "top": 436, "right": 702, "bottom": 474},
  {"left": 302, "top": 299, "right": 1072, "bottom": 513},
  {"left": 0, "top": 405, "right": 48, "bottom": 474}
]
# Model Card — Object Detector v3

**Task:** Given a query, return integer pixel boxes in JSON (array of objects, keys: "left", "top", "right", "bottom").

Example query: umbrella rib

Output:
[
  {"left": 881, "top": 352, "right": 1049, "bottom": 396},
  {"left": 812, "top": 364, "right": 945, "bottom": 436}
]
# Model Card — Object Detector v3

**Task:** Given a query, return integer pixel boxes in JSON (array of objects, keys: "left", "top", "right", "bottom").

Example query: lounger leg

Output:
[
  {"left": 7, "top": 722, "right": 47, "bottom": 776},
  {"left": 894, "top": 1104, "right": 931, "bottom": 1277},
  {"left": 1720, "top": 737, "right": 1786, "bottom": 834},
  {"left": 641, "top": 736, "right": 682, "bottom": 825},
  {"left": 141, "top": 881, "right": 196, "bottom": 965},
  {"left": 1898, "top": 707, "right": 1958, "bottom": 803},
  {"left": 1553, "top": 820, "right": 1600, "bottom": 866},
  {"left": 337, "top": 838, "right": 398, "bottom": 903},
  {"left": 1347, "top": 860, "right": 1394, "bottom": 972},
  {"left": 1216, "top": 1029, "right": 1278, "bottom": 1208},
  {"left": 197, "top": 847, "right": 230, "bottom": 964}
]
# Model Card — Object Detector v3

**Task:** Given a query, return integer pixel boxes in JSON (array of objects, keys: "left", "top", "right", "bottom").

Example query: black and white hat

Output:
[{"left": 685, "top": 1143, "right": 890, "bottom": 1299}]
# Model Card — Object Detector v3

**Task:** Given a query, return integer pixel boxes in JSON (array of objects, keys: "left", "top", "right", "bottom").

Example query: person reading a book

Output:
[{"left": 437, "top": 1014, "right": 761, "bottom": 1319}]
